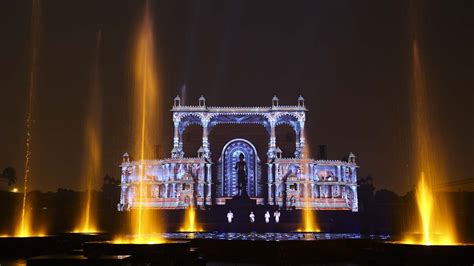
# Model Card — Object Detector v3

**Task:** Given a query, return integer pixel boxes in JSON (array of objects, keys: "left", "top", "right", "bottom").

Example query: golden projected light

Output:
[
  {"left": 179, "top": 206, "right": 203, "bottom": 232},
  {"left": 401, "top": 40, "right": 457, "bottom": 245},
  {"left": 114, "top": 1, "right": 164, "bottom": 244},
  {"left": 14, "top": 0, "right": 43, "bottom": 238},
  {"left": 298, "top": 133, "right": 320, "bottom": 232},
  {"left": 74, "top": 30, "right": 102, "bottom": 234}
]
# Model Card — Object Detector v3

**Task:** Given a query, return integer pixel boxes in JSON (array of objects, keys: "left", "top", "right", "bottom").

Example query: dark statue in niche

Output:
[{"left": 235, "top": 153, "right": 248, "bottom": 196}]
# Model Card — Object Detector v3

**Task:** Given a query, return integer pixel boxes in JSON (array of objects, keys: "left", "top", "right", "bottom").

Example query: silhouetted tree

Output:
[
  {"left": 1, "top": 167, "right": 16, "bottom": 186},
  {"left": 374, "top": 189, "right": 400, "bottom": 204},
  {"left": 101, "top": 174, "right": 120, "bottom": 210}
]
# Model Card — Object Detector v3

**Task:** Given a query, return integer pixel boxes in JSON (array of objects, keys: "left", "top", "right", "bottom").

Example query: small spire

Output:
[
  {"left": 199, "top": 95, "right": 206, "bottom": 107},
  {"left": 272, "top": 95, "right": 279, "bottom": 107},
  {"left": 122, "top": 152, "right": 130, "bottom": 163},
  {"left": 298, "top": 95, "right": 305, "bottom": 107},
  {"left": 174, "top": 94, "right": 181, "bottom": 107}
]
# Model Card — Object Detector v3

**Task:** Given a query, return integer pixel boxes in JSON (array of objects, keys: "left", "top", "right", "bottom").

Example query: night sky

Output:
[{"left": 0, "top": 0, "right": 472, "bottom": 194}]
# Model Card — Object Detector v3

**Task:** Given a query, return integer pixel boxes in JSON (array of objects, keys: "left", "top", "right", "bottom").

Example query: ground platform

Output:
[{"left": 0, "top": 233, "right": 472, "bottom": 265}]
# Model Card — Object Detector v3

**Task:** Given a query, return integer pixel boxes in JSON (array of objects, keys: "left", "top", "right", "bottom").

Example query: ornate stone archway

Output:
[{"left": 218, "top": 138, "right": 262, "bottom": 198}]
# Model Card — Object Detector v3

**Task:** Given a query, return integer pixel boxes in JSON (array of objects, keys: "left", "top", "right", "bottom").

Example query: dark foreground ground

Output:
[
  {"left": 0, "top": 190, "right": 473, "bottom": 265},
  {"left": 0, "top": 232, "right": 473, "bottom": 266}
]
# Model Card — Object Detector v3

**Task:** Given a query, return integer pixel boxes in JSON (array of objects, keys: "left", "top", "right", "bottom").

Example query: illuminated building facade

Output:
[{"left": 118, "top": 95, "right": 358, "bottom": 211}]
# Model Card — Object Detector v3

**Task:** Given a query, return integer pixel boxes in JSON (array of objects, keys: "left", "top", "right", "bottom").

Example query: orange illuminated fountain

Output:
[
  {"left": 298, "top": 133, "right": 319, "bottom": 233},
  {"left": 401, "top": 40, "right": 457, "bottom": 245},
  {"left": 113, "top": 1, "right": 164, "bottom": 244},
  {"left": 179, "top": 206, "right": 202, "bottom": 232},
  {"left": 74, "top": 30, "right": 102, "bottom": 234},
  {"left": 13, "top": 0, "right": 45, "bottom": 238}
]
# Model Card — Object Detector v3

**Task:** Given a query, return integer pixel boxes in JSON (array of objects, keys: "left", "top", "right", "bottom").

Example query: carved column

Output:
[
  {"left": 164, "top": 183, "right": 169, "bottom": 198},
  {"left": 351, "top": 185, "right": 358, "bottom": 212},
  {"left": 171, "top": 163, "right": 176, "bottom": 180},
  {"left": 267, "top": 116, "right": 277, "bottom": 160},
  {"left": 172, "top": 116, "right": 180, "bottom": 158},
  {"left": 201, "top": 116, "right": 211, "bottom": 159},
  {"left": 351, "top": 167, "right": 357, "bottom": 183},
  {"left": 336, "top": 165, "right": 344, "bottom": 182},
  {"left": 267, "top": 163, "right": 273, "bottom": 204},
  {"left": 296, "top": 115, "right": 305, "bottom": 158},
  {"left": 206, "top": 163, "right": 212, "bottom": 199}
]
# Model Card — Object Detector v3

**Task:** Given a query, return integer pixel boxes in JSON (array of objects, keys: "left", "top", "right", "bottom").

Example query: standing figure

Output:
[
  {"left": 264, "top": 211, "right": 270, "bottom": 223},
  {"left": 235, "top": 153, "right": 248, "bottom": 196},
  {"left": 249, "top": 211, "right": 255, "bottom": 223},
  {"left": 274, "top": 210, "right": 281, "bottom": 223},
  {"left": 227, "top": 210, "right": 234, "bottom": 223}
]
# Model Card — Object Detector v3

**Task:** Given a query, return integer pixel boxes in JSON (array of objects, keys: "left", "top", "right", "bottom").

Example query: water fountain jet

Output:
[
  {"left": 13, "top": 0, "right": 44, "bottom": 238},
  {"left": 74, "top": 29, "right": 102, "bottom": 235},
  {"left": 179, "top": 206, "right": 203, "bottom": 233},
  {"left": 298, "top": 133, "right": 320, "bottom": 233},
  {"left": 112, "top": 0, "right": 165, "bottom": 244},
  {"left": 399, "top": 40, "right": 457, "bottom": 246}
]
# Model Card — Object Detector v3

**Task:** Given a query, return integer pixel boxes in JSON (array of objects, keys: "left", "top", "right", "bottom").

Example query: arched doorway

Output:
[{"left": 218, "top": 138, "right": 262, "bottom": 198}]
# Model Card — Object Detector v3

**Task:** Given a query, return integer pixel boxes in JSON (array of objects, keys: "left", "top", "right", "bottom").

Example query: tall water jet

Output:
[
  {"left": 74, "top": 30, "right": 102, "bottom": 233},
  {"left": 299, "top": 132, "right": 319, "bottom": 232},
  {"left": 403, "top": 40, "right": 456, "bottom": 245},
  {"left": 115, "top": 1, "right": 164, "bottom": 244},
  {"left": 15, "top": 0, "right": 42, "bottom": 237},
  {"left": 180, "top": 206, "right": 202, "bottom": 232}
]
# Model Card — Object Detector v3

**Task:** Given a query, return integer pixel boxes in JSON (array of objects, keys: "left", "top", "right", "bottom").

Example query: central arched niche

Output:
[
  {"left": 219, "top": 138, "right": 262, "bottom": 197},
  {"left": 209, "top": 124, "right": 268, "bottom": 199}
]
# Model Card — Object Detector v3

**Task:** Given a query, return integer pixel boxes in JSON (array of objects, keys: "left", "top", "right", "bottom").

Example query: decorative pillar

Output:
[
  {"left": 171, "top": 163, "right": 176, "bottom": 180},
  {"left": 295, "top": 115, "right": 306, "bottom": 158},
  {"left": 351, "top": 185, "right": 358, "bottom": 212},
  {"left": 201, "top": 116, "right": 211, "bottom": 159},
  {"left": 300, "top": 122, "right": 305, "bottom": 158},
  {"left": 163, "top": 163, "right": 168, "bottom": 180},
  {"left": 172, "top": 116, "right": 180, "bottom": 158},
  {"left": 351, "top": 167, "right": 356, "bottom": 183},
  {"left": 164, "top": 184, "right": 169, "bottom": 198},
  {"left": 341, "top": 166, "right": 346, "bottom": 183},
  {"left": 267, "top": 163, "right": 273, "bottom": 204},
  {"left": 267, "top": 117, "right": 277, "bottom": 160},
  {"left": 337, "top": 165, "right": 341, "bottom": 182},
  {"left": 172, "top": 183, "right": 176, "bottom": 198},
  {"left": 206, "top": 163, "right": 212, "bottom": 198}
]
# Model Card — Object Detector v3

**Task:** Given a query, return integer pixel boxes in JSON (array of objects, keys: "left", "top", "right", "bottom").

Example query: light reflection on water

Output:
[
  {"left": 0, "top": 259, "right": 27, "bottom": 266},
  {"left": 163, "top": 232, "right": 390, "bottom": 241}
]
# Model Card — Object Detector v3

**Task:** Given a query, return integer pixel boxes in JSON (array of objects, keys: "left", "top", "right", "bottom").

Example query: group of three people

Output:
[{"left": 227, "top": 210, "right": 281, "bottom": 223}]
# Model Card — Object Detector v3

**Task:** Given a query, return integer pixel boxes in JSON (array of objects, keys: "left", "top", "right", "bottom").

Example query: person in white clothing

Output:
[
  {"left": 264, "top": 211, "right": 270, "bottom": 223},
  {"left": 273, "top": 210, "right": 281, "bottom": 223},
  {"left": 249, "top": 211, "right": 255, "bottom": 223},
  {"left": 227, "top": 210, "right": 234, "bottom": 223}
]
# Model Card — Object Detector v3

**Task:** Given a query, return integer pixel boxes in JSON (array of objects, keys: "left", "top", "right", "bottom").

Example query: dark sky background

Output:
[{"left": 0, "top": 0, "right": 472, "bottom": 194}]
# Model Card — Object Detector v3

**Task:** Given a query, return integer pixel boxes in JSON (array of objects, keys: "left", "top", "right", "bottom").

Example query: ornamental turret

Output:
[
  {"left": 199, "top": 95, "right": 206, "bottom": 107},
  {"left": 173, "top": 95, "right": 181, "bottom": 107},
  {"left": 272, "top": 95, "right": 279, "bottom": 107},
  {"left": 348, "top": 152, "right": 356, "bottom": 163},
  {"left": 298, "top": 95, "right": 305, "bottom": 107},
  {"left": 122, "top": 152, "right": 130, "bottom": 163}
]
